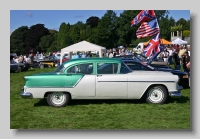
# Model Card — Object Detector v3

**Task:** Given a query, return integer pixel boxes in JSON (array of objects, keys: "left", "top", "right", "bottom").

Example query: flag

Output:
[
  {"left": 131, "top": 10, "right": 156, "bottom": 26},
  {"left": 142, "top": 33, "right": 164, "bottom": 57},
  {"left": 136, "top": 18, "right": 160, "bottom": 38}
]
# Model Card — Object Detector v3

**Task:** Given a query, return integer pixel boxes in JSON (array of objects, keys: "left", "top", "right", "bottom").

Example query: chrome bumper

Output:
[
  {"left": 21, "top": 92, "right": 33, "bottom": 99},
  {"left": 169, "top": 86, "right": 183, "bottom": 98}
]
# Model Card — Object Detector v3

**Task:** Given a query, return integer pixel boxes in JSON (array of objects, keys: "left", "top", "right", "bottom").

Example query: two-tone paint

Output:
[{"left": 21, "top": 58, "right": 182, "bottom": 100}]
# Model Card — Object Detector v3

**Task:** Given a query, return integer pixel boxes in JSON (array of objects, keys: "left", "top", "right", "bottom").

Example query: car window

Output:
[
  {"left": 54, "top": 64, "right": 65, "bottom": 73},
  {"left": 97, "top": 63, "right": 118, "bottom": 74},
  {"left": 67, "top": 63, "right": 93, "bottom": 74}
]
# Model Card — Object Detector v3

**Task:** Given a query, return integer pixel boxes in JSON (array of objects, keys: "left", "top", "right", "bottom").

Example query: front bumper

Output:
[
  {"left": 169, "top": 86, "right": 183, "bottom": 98},
  {"left": 21, "top": 92, "right": 33, "bottom": 99}
]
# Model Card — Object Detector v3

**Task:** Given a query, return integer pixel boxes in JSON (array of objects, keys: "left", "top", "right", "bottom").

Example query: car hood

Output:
[
  {"left": 157, "top": 68, "right": 187, "bottom": 75},
  {"left": 147, "top": 51, "right": 162, "bottom": 65}
]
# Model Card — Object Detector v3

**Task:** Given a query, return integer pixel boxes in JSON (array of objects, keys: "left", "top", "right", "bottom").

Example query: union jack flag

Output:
[
  {"left": 131, "top": 10, "right": 156, "bottom": 26},
  {"left": 136, "top": 18, "right": 160, "bottom": 38},
  {"left": 142, "top": 33, "right": 164, "bottom": 57}
]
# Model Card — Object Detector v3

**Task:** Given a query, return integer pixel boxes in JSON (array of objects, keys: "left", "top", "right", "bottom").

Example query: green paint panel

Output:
[{"left": 25, "top": 73, "right": 83, "bottom": 87}]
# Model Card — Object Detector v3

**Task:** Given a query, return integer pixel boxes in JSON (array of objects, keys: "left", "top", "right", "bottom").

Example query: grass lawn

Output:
[{"left": 10, "top": 67, "right": 190, "bottom": 129}]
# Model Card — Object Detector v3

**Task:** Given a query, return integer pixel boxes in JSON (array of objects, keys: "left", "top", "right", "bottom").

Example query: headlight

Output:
[{"left": 183, "top": 75, "right": 188, "bottom": 78}]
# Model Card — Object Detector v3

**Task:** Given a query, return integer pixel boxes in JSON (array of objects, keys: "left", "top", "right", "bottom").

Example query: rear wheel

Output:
[
  {"left": 47, "top": 92, "right": 70, "bottom": 107},
  {"left": 145, "top": 85, "right": 168, "bottom": 104}
]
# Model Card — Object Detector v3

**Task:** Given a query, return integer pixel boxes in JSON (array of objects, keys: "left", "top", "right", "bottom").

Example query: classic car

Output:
[
  {"left": 31, "top": 55, "right": 58, "bottom": 69},
  {"left": 121, "top": 59, "right": 189, "bottom": 88},
  {"left": 115, "top": 52, "right": 171, "bottom": 69},
  {"left": 10, "top": 55, "right": 30, "bottom": 72},
  {"left": 21, "top": 58, "right": 182, "bottom": 107}
]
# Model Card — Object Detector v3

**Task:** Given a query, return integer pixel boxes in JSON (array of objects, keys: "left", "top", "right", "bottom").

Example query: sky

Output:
[{"left": 10, "top": 10, "right": 190, "bottom": 34}]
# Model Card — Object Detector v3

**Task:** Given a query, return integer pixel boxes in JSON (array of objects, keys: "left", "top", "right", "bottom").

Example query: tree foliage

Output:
[
  {"left": 86, "top": 16, "right": 100, "bottom": 28},
  {"left": 25, "top": 24, "right": 49, "bottom": 53},
  {"left": 10, "top": 26, "right": 29, "bottom": 55}
]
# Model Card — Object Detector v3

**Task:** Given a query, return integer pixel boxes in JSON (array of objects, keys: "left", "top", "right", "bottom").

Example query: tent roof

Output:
[
  {"left": 144, "top": 38, "right": 172, "bottom": 46},
  {"left": 61, "top": 40, "right": 106, "bottom": 52},
  {"left": 172, "top": 38, "right": 187, "bottom": 45}
]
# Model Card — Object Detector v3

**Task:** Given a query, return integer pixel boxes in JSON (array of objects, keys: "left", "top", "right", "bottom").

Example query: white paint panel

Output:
[
  {"left": 96, "top": 74, "right": 127, "bottom": 98},
  {"left": 66, "top": 75, "right": 96, "bottom": 97}
]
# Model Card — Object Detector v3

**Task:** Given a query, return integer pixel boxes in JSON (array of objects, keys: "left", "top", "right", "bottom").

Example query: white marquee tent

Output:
[
  {"left": 60, "top": 40, "right": 106, "bottom": 64},
  {"left": 172, "top": 38, "right": 188, "bottom": 45}
]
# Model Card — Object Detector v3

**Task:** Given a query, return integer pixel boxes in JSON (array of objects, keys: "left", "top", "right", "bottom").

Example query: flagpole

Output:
[{"left": 155, "top": 17, "right": 164, "bottom": 50}]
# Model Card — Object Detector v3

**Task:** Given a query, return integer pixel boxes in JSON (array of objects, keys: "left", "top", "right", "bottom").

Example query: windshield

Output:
[{"left": 54, "top": 64, "right": 65, "bottom": 73}]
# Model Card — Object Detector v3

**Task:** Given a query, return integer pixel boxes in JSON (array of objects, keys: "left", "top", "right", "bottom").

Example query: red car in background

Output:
[{"left": 56, "top": 57, "right": 70, "bottom": 66}]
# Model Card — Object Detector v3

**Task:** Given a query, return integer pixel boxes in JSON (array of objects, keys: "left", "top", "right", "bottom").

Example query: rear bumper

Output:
[
  {"left": 20, "top": 92, "right": 33, "bottom": 99},
  {"left": 169, "top": 86, "right": 183, "bottom": 98}
]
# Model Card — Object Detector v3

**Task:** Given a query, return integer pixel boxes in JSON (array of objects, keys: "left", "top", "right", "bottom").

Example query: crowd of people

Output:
[{"left": 160, "top": 44, "right": 191, "bottom": 86}]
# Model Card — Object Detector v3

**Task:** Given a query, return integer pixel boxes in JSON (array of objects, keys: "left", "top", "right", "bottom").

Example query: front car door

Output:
[{"left": 95, "top": 62, "right": 128, "bottom": 98}]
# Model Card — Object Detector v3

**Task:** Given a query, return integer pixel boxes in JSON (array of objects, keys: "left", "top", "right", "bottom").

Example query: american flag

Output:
[
  {"left": 131, "top": 10, "right": 156, "bottom": 26},
  {"left": 142, "top": 33, "right": 164, "bottom": 57},
  {"left": 136, "top": 18, "right": 160, "bottom": 38}
]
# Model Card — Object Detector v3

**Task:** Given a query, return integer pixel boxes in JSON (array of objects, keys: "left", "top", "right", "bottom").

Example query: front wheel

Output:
[
  {"left": 145, "top": 85, "right": 168, "bottom": 104},
  {"left": 47, "top": 92, "right": 70, "bottom": 107}
]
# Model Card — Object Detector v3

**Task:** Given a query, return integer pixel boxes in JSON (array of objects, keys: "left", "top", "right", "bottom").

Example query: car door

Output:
[
  {"left": 95, "top": 62, "right": 128, "bottom": 98},
  {"left": 65, "top": 63, "right": 96, "bottom": 97}
]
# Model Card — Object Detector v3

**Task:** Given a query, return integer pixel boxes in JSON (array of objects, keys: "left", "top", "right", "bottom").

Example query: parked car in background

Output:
[
  {"left": 56, "top": 56, "right": 70, "bottom": 67},
  {"left": 115, "top": 52, "right": 171, "bottom": 69},
  {"left": 122, "top": 59, "right": 189, "bottom": 88},
  {"left": 10, "top": 54, "right": 30, "bottom": 72},
  {"left": 21, "top": 58, "right": 182, "bottom": 107}
]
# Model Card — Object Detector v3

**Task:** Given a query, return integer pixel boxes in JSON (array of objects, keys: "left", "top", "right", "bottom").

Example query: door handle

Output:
[
  {"left": 97, "top": 75, "right": 102, "bottom": 77},
  {"left": 66, "top": 74, "right": 72, "bottom": 76}
]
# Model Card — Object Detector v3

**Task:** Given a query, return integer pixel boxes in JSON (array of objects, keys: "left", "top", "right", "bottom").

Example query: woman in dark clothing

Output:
[
  {"left": 182, "top": 51, "right": 190, "bottom": 73},
  {"left": 172, "top": 49, "right": 181, "bottom": 70}
]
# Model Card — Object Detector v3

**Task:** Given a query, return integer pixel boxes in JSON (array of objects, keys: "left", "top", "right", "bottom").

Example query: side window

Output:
[
  {"left": 67, "top": 63, "right": 93, "bottom": 74},
  {"left": 97, "top": 63, "right": 118, "bottom": 74}
]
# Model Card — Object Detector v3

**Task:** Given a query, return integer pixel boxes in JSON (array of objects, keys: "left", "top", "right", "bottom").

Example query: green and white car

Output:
[{"left": 21, "top": 58, "right": 182, "bottom": 107}]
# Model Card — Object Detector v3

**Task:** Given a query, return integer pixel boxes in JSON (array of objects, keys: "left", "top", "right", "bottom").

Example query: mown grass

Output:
[{"left": 10, "top": 67, "right": 190, "bottom": 129}]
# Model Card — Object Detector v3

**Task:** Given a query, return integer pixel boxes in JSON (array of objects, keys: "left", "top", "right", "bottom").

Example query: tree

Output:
[
  {"left": 10, "top": 26, "right": 29, "bottom": 55},
  {"left": 39, "top": 34, "right": 55, "bottom": 53},
  {"left": 55, "top": 22, "right": 72, "bottom": 50},
  {"left": 94, "top": 10, "right": 119, "bottom": 48},
  {"left": 26, "top": 24, "right": 49, "bottom": 53},
  {"left": 158, "top": 16, "right": 176, "bottom": 40},
  {"left": 86, "top": 16, "right": 100, "bottom": 28},
  {"left": 155, "top": 10, "right": 169, "bottom": 20},
  {"left": 176, "top": 18, "right": 190, "bottom": 30},
  {"left": 116, "top": 10, "right": 140, "bottom": 47}
]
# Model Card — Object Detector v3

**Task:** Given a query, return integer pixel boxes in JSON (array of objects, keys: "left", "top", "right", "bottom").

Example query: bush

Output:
[{"left": 183, "top": 30, "right": 190, "bottom": 37}]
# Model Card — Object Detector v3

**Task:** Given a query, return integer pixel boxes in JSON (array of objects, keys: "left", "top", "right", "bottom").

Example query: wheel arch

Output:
[
  {"left": 141, "top": 84, "right": 169, "bottom": 99},
  {"left": 44, "top": 91, "right": 72, "bottom": 100}
]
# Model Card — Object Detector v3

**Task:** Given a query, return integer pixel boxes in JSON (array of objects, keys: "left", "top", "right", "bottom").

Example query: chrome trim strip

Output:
[
  {"left": 20, "top": 92, "right": 33, "bottom": 99},
  {"left": 25, "top": 86, "right": 73, "bottom": 88},
  {"left": 97, "top": 81, "right": 176, "bottom": 83}
]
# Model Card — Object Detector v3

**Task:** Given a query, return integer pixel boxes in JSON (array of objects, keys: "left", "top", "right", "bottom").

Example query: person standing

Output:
[
  {"left": 173, "top": 49, "right": 181, "bottom": 70},
  {"left": 182, "top": 51, "right": 190, "bottom": 73}
]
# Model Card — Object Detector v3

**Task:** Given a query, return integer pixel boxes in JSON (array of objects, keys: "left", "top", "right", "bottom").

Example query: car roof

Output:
[{"left": 63, "top": 58, "right": 122, "bottom": 66}]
